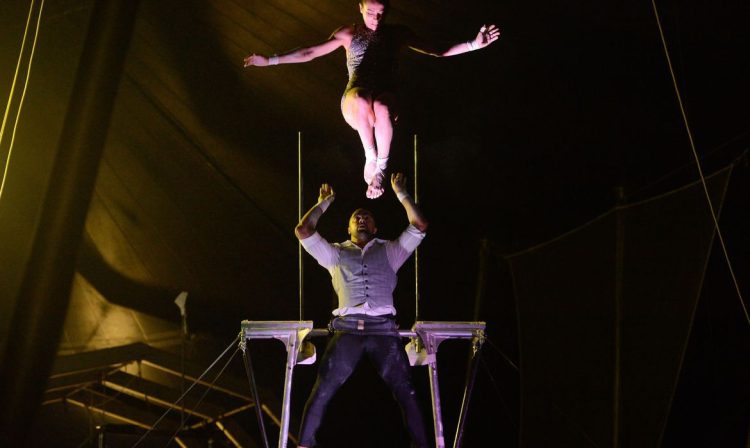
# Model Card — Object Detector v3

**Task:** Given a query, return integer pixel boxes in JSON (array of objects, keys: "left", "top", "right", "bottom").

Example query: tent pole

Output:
[{"left": 0, "top": 1, "right": 140, "bottom": 444}]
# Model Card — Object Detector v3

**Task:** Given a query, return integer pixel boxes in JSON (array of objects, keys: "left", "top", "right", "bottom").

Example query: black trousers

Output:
[{"left": 298, "top": 317, "right": 429, "bottom": 447}]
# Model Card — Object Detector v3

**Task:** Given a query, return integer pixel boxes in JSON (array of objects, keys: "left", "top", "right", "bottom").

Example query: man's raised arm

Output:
[
  {"left": 391, "top": 173, "right": 428, "bottom": 232},
  {"left": 295, "top": 183, "right": 336, "bottom": 240}
]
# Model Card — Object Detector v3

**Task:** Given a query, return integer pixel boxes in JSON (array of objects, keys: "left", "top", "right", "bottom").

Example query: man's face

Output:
[
  {"left": 348, "top": 209, "right": 377, "bottom": 239},
  {"left": 360, "top": 0, "right": 387, "bottom": 31}
]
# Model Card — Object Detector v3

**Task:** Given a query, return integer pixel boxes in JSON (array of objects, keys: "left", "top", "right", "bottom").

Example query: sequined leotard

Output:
[{"left": 344, "top": 24, "right": 405, "bottom": 96}]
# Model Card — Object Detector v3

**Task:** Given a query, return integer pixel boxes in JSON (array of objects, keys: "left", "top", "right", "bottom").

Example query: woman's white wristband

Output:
[
  {"left": 269, "top": 55, "right": 279, "bottom": 66},
  {"left": 466, "top": 41, "right": 476, "bottom": 51},
  {"left": 396, "top": 191, "right": 411, "bottom": 203}
]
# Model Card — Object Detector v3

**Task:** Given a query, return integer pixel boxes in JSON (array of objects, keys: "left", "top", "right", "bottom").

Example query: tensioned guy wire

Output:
[
  {"left": 651, "top": 0, "right": 749, "bottom": 327},
  {"left": 163, "top": 347, "right": 241, "bottom": 448},
  {"left": 0, "top": 0, "right": 46, "bottom": 202},
  {"left": 131, "top": 335, "right": 239, "bottom": 447}
]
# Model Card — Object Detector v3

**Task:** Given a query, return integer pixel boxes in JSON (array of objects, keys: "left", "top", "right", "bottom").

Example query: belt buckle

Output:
[{"left": 357, "top": 319, "right": 365, "bottom": 331}]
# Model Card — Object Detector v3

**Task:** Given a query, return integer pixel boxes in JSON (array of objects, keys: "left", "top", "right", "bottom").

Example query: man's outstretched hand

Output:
[
  {"left": 391, "top": 172, "right": 408, "bottom": 196},
  {"left": 318, "top": 183, "right": 335, "bottom": 204}
]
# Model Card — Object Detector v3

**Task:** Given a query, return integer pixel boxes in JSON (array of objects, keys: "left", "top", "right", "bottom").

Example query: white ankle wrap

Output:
[
  {"left": 376, "top": 156, "right": 388, "bottom": 171},
  {"left": 364, "top": 146, "right": 377, "bottom": 162}
]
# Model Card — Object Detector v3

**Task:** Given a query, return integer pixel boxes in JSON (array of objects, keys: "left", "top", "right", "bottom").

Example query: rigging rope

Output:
[
  {"left": 0, "top": 0, "right": 45, "bottom": 202},
  {"left": 299, "top": 131, "right": 304, "bottom": 321},
  {"left": 131, "top": 335, "right": 239, "bottom": 448},
  {"left": 163, "top": 347, "right": 241, "bottom": 448},
  {"left": 651, "top": 0, "right": 749, "bottom": 327},
  {"left": 414, "top": 134, "right": 420, "bottom": 321}
]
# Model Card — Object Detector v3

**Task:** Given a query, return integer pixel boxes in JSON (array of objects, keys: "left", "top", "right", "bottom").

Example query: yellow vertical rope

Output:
[
  {"left": 0, "top": 0, "right": 45, "bottom": 202},
  {"left": 414, "top": 134, "right": 419, "bottom": 321},
  {"left": 298, "top": 131, "right": 303, "bottom": 321}
]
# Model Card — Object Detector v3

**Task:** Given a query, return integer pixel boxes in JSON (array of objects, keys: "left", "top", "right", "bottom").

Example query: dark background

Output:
[{"left": 0, "top": 0, "right": 748, "bottom": 446}]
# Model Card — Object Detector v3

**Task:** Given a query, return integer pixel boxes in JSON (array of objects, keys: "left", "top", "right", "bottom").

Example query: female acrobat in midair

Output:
[{"left": 244, "top": 0, "right": 500, "bottom": 199}]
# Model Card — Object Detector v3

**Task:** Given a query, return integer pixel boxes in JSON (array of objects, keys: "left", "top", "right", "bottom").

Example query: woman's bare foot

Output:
[
  {"left": 363, "top": 159, "right": 377, "bottom": 184},
  {"left": 366, "top": 169, "right": 385, "bottom": 199}
]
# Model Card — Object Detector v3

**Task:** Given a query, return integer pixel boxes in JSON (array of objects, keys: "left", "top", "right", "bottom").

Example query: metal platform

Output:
[{"left": 240, "top": 320, "right": 486, "bottom": 448}]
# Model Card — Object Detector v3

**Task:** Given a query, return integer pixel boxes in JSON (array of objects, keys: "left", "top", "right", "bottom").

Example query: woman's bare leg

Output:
[
  {"left": 367, "top": 93, "right": 397, "bottom": 198},
  {"left": 342, "top": 88, "right": 379, "bottom": 191}
]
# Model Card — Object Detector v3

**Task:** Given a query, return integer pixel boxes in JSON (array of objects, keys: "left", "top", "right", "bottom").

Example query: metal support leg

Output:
[
  {"left": 241, "top": 321, "right": 315, "bottom": 448},
  {"left": 278, "top": 337, "right": 300, "bottom": 448},
  {"left": 427, "top": 360, "right": 446, "bottom": 448},
  {"left": 412, "top": 321, "right": 486, "bottom": 448}
]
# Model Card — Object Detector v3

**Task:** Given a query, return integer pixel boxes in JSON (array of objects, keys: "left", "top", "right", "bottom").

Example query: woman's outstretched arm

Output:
[
  {"left": 244, "top": 26, "right": 353, "bottom": 67},
  {"left": 407, "top": 24, "right": 500, "bottom": 58}
]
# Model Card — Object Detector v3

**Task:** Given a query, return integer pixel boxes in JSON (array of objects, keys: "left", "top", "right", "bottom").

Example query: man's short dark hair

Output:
[
  {"left": 350, "top": 208, "right": 375, "bottom": 220},
  {"left": 360, "top": 0, "right": 390, "bottom": 7}
]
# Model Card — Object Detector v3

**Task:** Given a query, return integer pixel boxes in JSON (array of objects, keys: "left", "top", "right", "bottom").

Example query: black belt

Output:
[{"left": 329, "top": 314, "right": 399, "bottom": 335}]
